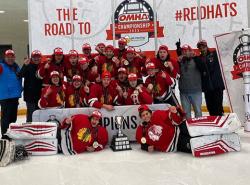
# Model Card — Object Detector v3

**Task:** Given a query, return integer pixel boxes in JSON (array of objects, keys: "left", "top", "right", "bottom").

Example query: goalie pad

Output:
[
  {"left": 15, "top": 139, "right": 58, "bottom": 156},
  {"left": 6, "top": 122, "right": 57, "bottom": 139},
  {"left": 0, "top": 139, "right": 15, "bottom": 167},
  {"left": 190, "top": 133, "right": 240, "bottom": 157},
  {"left": 186, "top": 113, "right": 241, "bottom": 137}
]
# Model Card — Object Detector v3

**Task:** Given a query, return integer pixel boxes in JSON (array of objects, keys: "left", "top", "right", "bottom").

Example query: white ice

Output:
[{"left": 1, "top": 115, "right": 250, "bottom": 185}]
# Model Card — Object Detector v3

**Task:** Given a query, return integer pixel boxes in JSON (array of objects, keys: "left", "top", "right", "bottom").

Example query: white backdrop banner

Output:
[
  {"left": 28, "top": 0, "right": 248, "bottom": 54},
  {"left": 214, "top": 29, "right": 250, "bottom": 127},
  {"left": 32, "top": 104, "right": 168, "bottom": 142}
]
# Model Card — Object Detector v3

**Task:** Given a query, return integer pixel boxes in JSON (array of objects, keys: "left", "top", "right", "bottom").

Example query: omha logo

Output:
[
  {"left": 232, "top": 34, "right": 250, "bottom": 79},
  {"left": 106, "top": 0, "right": 164, "bottom": 47}
]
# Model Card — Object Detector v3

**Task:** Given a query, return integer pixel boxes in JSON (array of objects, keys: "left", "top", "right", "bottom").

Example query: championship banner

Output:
[
  {"left": 28, "top": 0, "right": 248, "bottom": 55},
  {"left": 214, "top": 29, "right": 250, "bottom": 131},
  {"left": 32, "top": 104, "right": 168, "bottom": 142}
]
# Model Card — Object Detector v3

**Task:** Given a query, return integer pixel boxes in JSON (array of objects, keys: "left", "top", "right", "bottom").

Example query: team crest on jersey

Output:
[
  {"left": 148, "top": 125, "right": 163, "bottom": 141},
  {"left": 102, "top": 63, "right": 114, "bottom": 73},
  {"left": 77, "top": 128, "right": 92, "bottom": 143}
]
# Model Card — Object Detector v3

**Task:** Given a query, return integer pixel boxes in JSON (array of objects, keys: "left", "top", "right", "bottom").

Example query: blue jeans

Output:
[{"left": 180, "top": 92, "right": 202, "bottom": 119}]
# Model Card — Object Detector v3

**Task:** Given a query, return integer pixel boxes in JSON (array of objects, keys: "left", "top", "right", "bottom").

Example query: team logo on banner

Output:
[
  {"left": 106, "top": 0, "right": 164, "bottom": 47},
  {"left": 232, "top": 34, "right": 250, "bottom": 79}
]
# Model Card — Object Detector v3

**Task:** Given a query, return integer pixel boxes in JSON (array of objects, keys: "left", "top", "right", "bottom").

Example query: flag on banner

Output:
[{"left": 214, "top": 29, "right": 250, "bottom": 128}]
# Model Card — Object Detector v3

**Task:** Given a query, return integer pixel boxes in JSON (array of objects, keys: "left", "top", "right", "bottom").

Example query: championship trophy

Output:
[{"left": 110, "top": 116, "right": 132, "bottom": 151}]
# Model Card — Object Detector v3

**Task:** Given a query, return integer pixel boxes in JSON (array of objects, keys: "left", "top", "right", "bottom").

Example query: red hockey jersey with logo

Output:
[
  {"left": 64, "top": 84, "right": 88, "bottom": 108},
  {"left": 60, "top": 114, "right": 108, "bottom": 154},
  {"left": 145, "top": 71, "right": 173, "bottom": 101},
  {"left": 124, "top": 86, "right": 153, "bottom": 105},
  {"left": 38, "top": 85, "right": 65, "bottom": 108},
  {"left": 136, "top": 110, "right": 183, "bottom": 152},
  {"left": 88, "top": 83, "right": 122, "bottom": 108}
]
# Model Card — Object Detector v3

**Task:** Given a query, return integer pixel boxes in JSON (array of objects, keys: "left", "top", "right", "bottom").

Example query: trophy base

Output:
[{"left": 110, "top": 134, "right": 132, "bottom": 152}]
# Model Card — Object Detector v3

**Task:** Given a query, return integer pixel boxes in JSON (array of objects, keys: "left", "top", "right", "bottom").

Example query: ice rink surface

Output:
[{"left": 1, "top": 116, "right": 250, "bottom": 185}]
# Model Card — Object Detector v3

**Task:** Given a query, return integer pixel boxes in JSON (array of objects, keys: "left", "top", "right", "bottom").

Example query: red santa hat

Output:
[
  {"left": 146, "top": 62, "right": 156, "bottom": 70},
  {"left": 72, "top": 75, "right": 82, "bottom": 82},
  {"left": 50, "top": 71, "right": 60, "bottom": 78},
  {"left": 91, "top": 110, "right": 102, "bottom": 120},
  {"left": 158, "top": 45, "right": 168, "bottom": 52},
  {"left": 68, "top": 50, "right": 78, "bottom": 57},
  {"left": 54, "top": 47, "right": 63, "bottom": 55},
  {"left": 128, "top": 73, "right": 137, "bottom": 81},
  {"left": 197, "top": 40, "right": 207, "bottom": 48},
  {"left": 101, "top": 71, "right": 112, "bottom": 79},
  {"left": 82, "top": 43, "right": 91, "bottom": 50},
  {"left": 31, "top": 50, "right": 42, "bottom": 57},
  {"left": 5, "top": 49, "right": 15, "bottom": 57}
]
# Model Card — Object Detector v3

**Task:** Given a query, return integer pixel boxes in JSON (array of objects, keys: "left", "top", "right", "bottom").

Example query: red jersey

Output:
[
  {"left": 88, "top": 83, "right": 122, "bottom": 108},
  {"left": 97, "top": 57, "right": 118, "bottom": 78},
  {"left": 150, "top": 58, "right": 179, "bottom": 79},
  {"left": 60, "top": 114, "right": 108, "bottom": 154},
  {"left": 114, "top": 48, "right": 127, "bottom": 60},
  {"left": 64, "top": 62, "right": 82, "bottom": 82},
  {"left": 136, "top": 110, "right": 183, "bottom": 152},
  {"left": 124, "top": 86, "right": 153, "bottom": 105},
  {"left": 121, "top": 57, "right": 146, "bottom": 79},
  {"left": 37, "top": 61, "right": 65, "bottom": 86},
  {"left": 145, "top": 71, "right": 174, "bottom": 101},
  {"left": 64, "top": 84, "right": 88, "bottom": 108},
  {"left": 38, "top": 85, "right": 65, "bottom": 108}
]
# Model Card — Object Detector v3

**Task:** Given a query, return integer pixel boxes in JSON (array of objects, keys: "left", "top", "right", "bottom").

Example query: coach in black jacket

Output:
[
  {"left": 196, "top": 40, "right": 225, "bottom": 116},
  {"left": 19, "top": 50, "right": 43, "bottom": 122}
]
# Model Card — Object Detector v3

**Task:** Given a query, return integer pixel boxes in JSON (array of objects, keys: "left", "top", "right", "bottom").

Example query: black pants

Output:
[
  {"left": 0, "top": 98, "right": 19, "bottom": 138},
  {"left": 204, "top": 90, "right": 224, "bottom": 116},
  {"left": 177, "top": 122, "right": 192, "bottom": 153},
  {"left": 26, "top": 102, "right": 39, "bottom": 122}
]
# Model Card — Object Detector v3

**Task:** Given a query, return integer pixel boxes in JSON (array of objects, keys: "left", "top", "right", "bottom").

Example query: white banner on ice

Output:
[
  {"left": 214, "top": 28, "right": 250, "bottom": 130},
  {"left": 32, "top": 104, "right": 169, "bottom": 142}
]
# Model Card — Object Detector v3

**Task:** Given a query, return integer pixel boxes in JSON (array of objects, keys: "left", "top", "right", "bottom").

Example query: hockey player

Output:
[
  {"left": 96, "top": 45, "right": 119, "bottom": 78},
  {"left": 120, "top": 47, "right": 146, "bottom": 81},
  {"left": 60, "top": 110, "right": 108, "bottom": 154},
  {"left": 114, "top": 37, "right": 128, "bottom": 60},
  {"left": 38, "top": 71, "right": 65, "bottom": 109},
  {"left": 145, "top": 62, "right": 176, "bottom": 105},
  {"left": 149, "top": 45, "right": 179, "bottom": 79},
  {"left": 88, "top": 71, "right": 122, "bottom": 111},
  {"left": 136, "top": 105, "right": 241, "bottom": 157},
  {"left": 37, "top": 47, "right": 65, "bottom": 86},
  {"left": 64, "top": 50, "right": 81, "bottom": 82},
  {"left": 78, "top": 57, "right": 100, "bottom": 84},
  {"left": 65, "top": 75, "right": 89, "bottom": 108},
  {"left": 124, "top": 73, "right": 153, "bottom": 105}
]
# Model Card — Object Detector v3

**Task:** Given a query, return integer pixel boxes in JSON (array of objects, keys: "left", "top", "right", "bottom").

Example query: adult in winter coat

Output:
[
  {"left": 0, "top": 50, "right": 22, "bottom": 139},
  {"left": 19, "top": 50, "right": 43, "bottom": 122}
]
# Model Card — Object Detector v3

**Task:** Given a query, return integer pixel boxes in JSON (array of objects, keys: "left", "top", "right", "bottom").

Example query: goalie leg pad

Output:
[
  {"left": 15, "top": 139, "right": 58, "bottom": 156},
  {"left": 190, "top": 133, "right": 241, "bottom": 157},
  {"left": 6, "top": 122, "right": 58, "bottom": 139},
  {"left": 186, "top": 113, "right": 242, "bottom": 137},
  {"left": 0, "top": 139, "right": 15, "bottom": 167}
]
